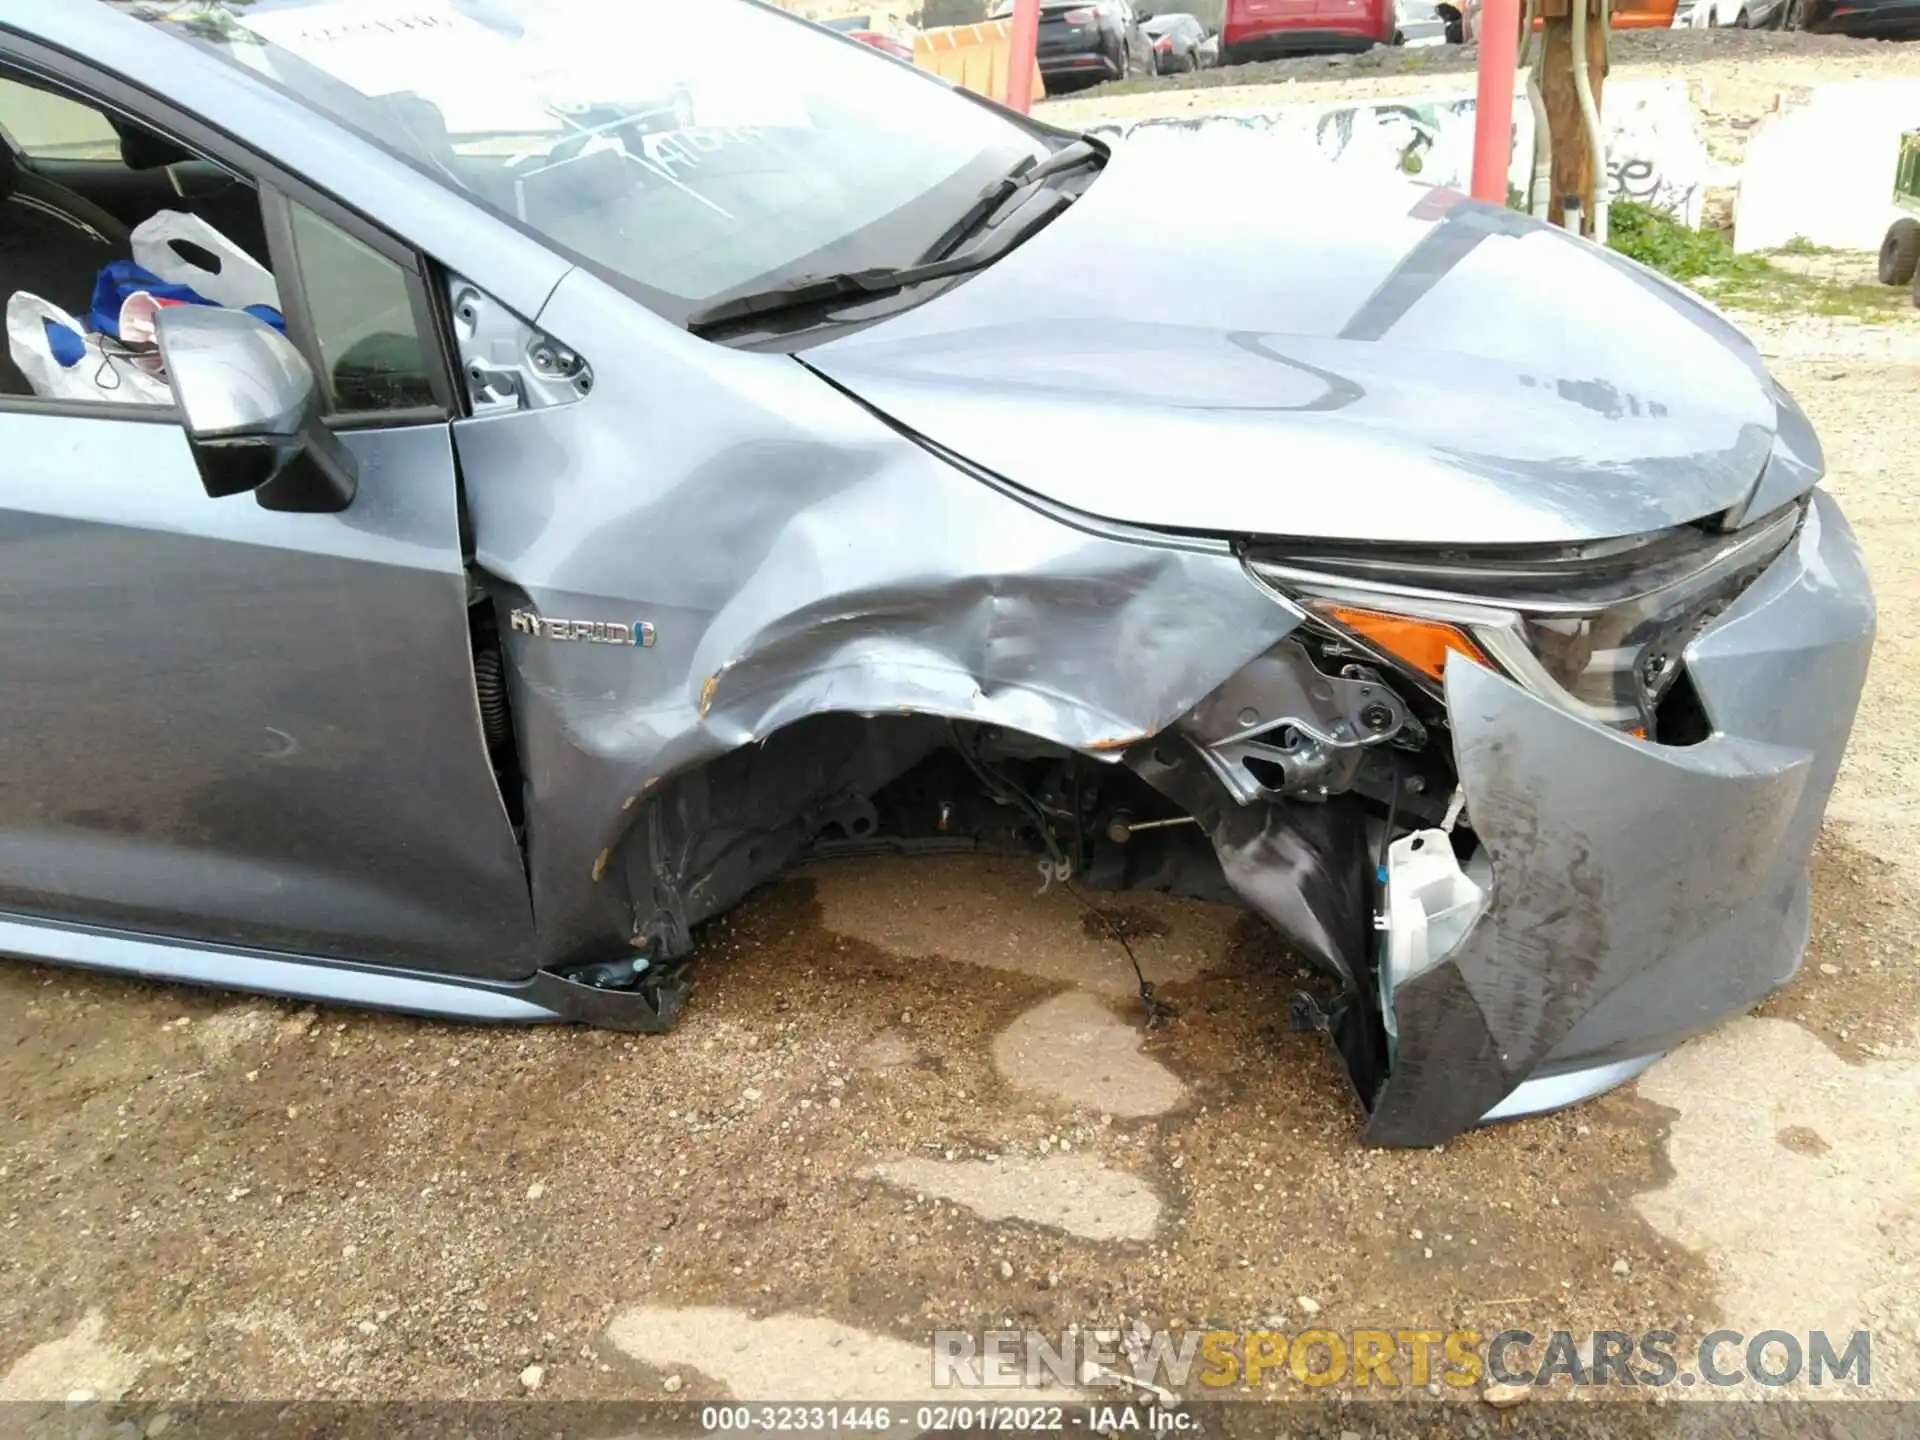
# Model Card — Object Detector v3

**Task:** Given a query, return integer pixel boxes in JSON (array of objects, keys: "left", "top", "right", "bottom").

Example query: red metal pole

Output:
[
  {"left": 1005, "top": 0, "right": 1042, "bottom": 114},
  {"left": 1469, "top": 0, "right": 1521, "bottom": 205}
]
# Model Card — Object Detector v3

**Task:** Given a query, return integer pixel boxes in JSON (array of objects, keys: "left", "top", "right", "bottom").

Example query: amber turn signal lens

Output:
[{"left": 1316, "top": 604, "right": 1491, "bottom": 683}]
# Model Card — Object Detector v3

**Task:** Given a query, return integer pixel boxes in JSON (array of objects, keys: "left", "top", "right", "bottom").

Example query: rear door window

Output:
[{"left": 0, "top": 76, "right": 122, "bottom": 161}]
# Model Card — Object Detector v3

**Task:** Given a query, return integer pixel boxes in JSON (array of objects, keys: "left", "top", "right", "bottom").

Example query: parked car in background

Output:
[
  {"left": 1791, "top": 0, "right": 1920, "bottom": 34},
  {"left": 1679, "top": 0, "right": 1788, "bottom": 25},
  {"left": 822, "top": 12, "right": 918, "bottom": 60},
  {"left": 1219, "top": 0, "right": 1399, "bottom": 62},
  {"left": 993, "top": 0, "right": 1154, "bottom": 87},
  {"left": 1142, "top": 11, "right": 1217, "bottom": 69},
  {"left": 1394, "top": 0, "right": 1455, "bottom": 44}
]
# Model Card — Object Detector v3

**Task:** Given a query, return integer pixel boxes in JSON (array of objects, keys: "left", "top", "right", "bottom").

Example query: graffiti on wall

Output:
[
  {"left": 1311, "top": 96, "right": 1528, "bottom": 196},
  {"left": 1601, "top": 83, "right": 1705, "bottom": 224}
]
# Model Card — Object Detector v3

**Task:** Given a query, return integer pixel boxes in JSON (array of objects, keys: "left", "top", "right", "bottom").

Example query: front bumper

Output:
[
  {"left": 1222, "top": 28, "right": 1379, "bottom": 59},
  {"left": 1038, "top": 45, "right": 1124, "bottom": 80},
  {"left": 1366, "top": 489, "right": 1874, "bottom": 1144}
]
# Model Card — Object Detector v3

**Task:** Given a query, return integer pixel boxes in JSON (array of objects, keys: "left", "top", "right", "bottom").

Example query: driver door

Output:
[{"left": 0, "top": 61, "right": 536, "bottom": 979}]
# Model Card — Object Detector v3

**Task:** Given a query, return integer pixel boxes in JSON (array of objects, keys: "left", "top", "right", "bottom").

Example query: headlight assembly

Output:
[{"left": 1248, "top": 502, "right": 1804, "bottom": 738}]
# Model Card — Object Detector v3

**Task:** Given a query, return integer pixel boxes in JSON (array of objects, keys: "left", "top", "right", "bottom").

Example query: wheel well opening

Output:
[{"left": 612, "top": 715, "right": 1232, "bottom": 969}]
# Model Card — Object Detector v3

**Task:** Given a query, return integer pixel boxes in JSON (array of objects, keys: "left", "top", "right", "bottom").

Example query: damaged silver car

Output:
[{"left": 0, "top": 0, "right": 1873, "bottom": 1145}]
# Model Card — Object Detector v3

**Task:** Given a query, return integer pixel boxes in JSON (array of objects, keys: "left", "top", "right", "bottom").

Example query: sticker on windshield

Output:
[
  {"left": 688, "top": 71, "right": 811, "bottom": 134},
  {"left": 237, "top": 0, "right": 553, "bottom": 135}
]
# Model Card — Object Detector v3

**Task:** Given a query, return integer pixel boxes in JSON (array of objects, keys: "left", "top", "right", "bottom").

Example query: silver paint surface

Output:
[
  {"left": 1478, "top": 1053, "right": 1662, "bottom": 1123},
  {"left": 0, "top": 911, "right": 563, "bottom": 1022},
  {"left": 809, "top": 132, "right": 1796, "bottom": 544},
  {"left": 456, "top": 268, "right": 1302, "bottom": 963},
  {"left": 0, "top": 409, "right": 536, "bottom": 974},
  {"left": 157, "top": 306, "right": 315, "bottom": 440}
]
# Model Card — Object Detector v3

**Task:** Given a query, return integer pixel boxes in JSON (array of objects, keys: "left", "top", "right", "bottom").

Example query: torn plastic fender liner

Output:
[
  {"left": 620, "top": 713, "right": 949, "bottom": 962},
  {"left": 1131, "top": 740, "right": 1374, "bottom": 990},
  {"left": 1363, "top": 659, "right": 1811, "bottom": 1147},
  {"left": 1127, "top": 738, "right": 1382, "bottom": 1088}
]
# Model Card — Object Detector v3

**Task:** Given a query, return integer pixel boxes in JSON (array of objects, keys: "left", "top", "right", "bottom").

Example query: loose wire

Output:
[{"left": 948, "top": 723, "right": 1171, "bottom": 1024}]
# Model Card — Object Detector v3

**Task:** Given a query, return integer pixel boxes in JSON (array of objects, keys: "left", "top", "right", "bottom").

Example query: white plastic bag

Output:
[
  {"left": 7, "top": 292, "right": 172, "bottom": 406},
  {"left": 131, "top": 210, "right": 280, "bottom": 314}
]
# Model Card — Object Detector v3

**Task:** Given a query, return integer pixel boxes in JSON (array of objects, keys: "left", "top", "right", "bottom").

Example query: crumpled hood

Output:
[{"left": 807, "top": 130, "right": 1794, "bottom": 545}]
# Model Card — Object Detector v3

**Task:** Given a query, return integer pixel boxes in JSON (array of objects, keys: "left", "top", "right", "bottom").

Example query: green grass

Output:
[
  {"left": 1607, "top": 200, "right": 1770, "bottom": 283},
  {"left": 1607, "top": 200, "right": 1909, "bottom": 322}
]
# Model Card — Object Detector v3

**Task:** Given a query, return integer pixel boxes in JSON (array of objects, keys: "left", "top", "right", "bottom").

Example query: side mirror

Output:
[{"left": 155, "top": 306, "right": 358, "bottom": 514}]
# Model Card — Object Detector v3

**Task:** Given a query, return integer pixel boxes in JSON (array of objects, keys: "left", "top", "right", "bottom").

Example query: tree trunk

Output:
[{"left": 1540, "top": 0, "right": 1608, "bottom": 233}]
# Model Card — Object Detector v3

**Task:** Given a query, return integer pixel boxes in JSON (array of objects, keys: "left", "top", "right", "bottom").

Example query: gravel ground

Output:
[
  {"left": 2, "top": 287, "right": 1918, "bottom": 1431},
  {"left": 1064, "top": 25, "right": 1916, "bottom": 105}
]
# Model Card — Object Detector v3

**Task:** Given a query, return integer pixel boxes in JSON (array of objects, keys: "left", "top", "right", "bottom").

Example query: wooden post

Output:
[{"left": 1539, "top": 0, "right": 1607, "bottom": 233}]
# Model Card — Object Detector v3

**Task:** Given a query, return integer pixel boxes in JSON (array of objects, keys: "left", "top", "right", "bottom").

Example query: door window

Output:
[
  {"left": 0, "top": 74, "right": 278, "bottom": 408},
  {"left": 284, "top": 200, "right": 437, "bottom": 415},
  {"left": 0, "top": 67, "right": 440, "bottom": 424},
  {"left": 0, "top": 76, "right": 121, "bottom": 162}
]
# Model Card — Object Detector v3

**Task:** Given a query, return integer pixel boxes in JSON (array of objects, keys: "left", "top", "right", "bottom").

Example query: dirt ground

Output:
[{"left": 4, "top": 148, "right": 1920, "bottom": 1440}]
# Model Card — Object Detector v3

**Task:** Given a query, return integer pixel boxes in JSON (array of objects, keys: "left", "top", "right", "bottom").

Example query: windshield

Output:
[{"left": 109, "top": 0, "right": 1050, "bottom": 322}]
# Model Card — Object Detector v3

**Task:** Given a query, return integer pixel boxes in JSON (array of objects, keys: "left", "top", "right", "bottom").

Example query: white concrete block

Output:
[{"left": 1734, "top": 80, "right": 1920, "bottom": 254}]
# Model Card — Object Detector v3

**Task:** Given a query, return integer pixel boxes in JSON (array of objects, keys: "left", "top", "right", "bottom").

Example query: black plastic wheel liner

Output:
[{"left": 1127, "top": 740, "right": 1387, "bottom": 1103}]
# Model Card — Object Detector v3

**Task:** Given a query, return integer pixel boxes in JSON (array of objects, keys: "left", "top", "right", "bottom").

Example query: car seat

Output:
[{"left": 0, "top": 143, "right": 132, "bottom": 397}]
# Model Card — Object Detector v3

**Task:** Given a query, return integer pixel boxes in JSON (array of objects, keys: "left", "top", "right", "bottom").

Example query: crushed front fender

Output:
[{"left": 454, "top": 268, "right": 1304, "bottom": 969}]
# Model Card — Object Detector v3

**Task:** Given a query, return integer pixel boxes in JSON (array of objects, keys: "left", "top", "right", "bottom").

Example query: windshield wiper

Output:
[
  {"left": 685, "top": 175, "right": 1081, "bottom": 337},
  {"left": 918, "top": 137, "right": 1105, "bottom": 264}
]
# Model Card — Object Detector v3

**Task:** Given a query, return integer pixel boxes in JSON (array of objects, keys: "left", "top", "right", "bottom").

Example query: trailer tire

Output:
[{"left": 1880, "top": 218, "right": 1920, "bottom": 287}]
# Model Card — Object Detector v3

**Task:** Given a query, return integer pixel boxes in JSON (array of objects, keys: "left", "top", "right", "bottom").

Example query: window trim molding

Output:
[
  {"left": 0, "top": 395, "right": 180, "bottom": 422},
  {"left": 0, "top": 35, "right": 460, "bottom": 425}
]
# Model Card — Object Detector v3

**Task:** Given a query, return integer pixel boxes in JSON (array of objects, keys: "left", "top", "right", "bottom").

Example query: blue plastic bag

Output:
[{"left": 89, "top": 259, "right": 286, "bottom": 345}]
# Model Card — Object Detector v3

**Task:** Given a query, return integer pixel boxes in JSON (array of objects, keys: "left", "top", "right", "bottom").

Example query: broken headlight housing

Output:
[{"left": 1247, "top": 502, "right": 1804, "bottom": 738}]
